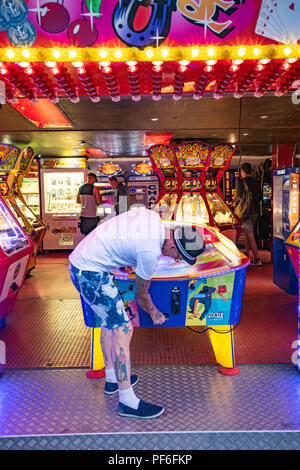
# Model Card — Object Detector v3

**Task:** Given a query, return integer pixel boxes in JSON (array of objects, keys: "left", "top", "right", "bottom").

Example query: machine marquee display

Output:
[{"left": 147, "top": 141, "right": 241, "bottom": 243}]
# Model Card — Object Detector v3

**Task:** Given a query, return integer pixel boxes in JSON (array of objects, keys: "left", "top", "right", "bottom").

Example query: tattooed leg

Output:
[
  {"left": 100, "top": 328, "right": 113, "bottom": 369},
  {"left": 112, "top": 321, "right": 134, "bottom": 390}
]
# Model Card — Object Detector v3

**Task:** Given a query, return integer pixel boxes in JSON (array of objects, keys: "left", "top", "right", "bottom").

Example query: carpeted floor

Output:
[{"left": 0, "top": 252, "right": 297, "bottom": 369}]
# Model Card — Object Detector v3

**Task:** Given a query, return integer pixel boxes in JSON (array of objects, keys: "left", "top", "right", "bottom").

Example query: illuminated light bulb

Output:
[
  {"left": 161, "top": 48, "right": 169, "bottom": 58},
  {"left": 77, "top": 67, "right": 85, "bottom": 75},
  {"left": 191, "top": 48, "right": 199, "bottom": 58},
  {"left": 52, "top": 49, "right": 61, "bottom": 59},
  {"left": 6, "top": 49, "right": 15, "bottom": 59},
  {"left": 145, "top": 49, "right": 154, "bottom": 59},
  {"left": 237, "top": 48, "right": 246, "bottom": 57},
  {"left": 152, "top": 65, "right": 162, "bottom": 73},
  {"left": 115, "top": 49, "right": 123, "bottom": 59},
  {"left": 102, "top": 66, "right": 112, "bottom": 74},
  {"left": 253, "top": 48, "right": 261, "bottom": 56},
  {"left": 282, "top": 61, "right": 291, "bottom": 71},
  {"left": 284, "top": 46, "right": 292, "bottom": 56},
  {"left": 72, "top": 61, "right": 84, "bottom": 68},
  {"left": 207, "top": 47, "right": 215, "bottom": 57},
  {"left": 0, "top": 67, "right": 7, "bottom": 75},
  {"left": 178, "top": 65, "right": 188, "bottom": 73},
  {"left": 206, "top": 60, "right": 216, "bottom": 66},
  {"left": 68, "top": 49, "right": 77, "bottom": 59},
  {"left": 287, "top": 58, "right": 297, "bottom": 63},
  {"left": 232, "top": 59, "right": 244, "bottom": 65},
  {"left": 204, "top": 65, "right": 213, "bottom": 73},
  {"left": 18, "top": 62, "right": 30, "bottom": 68},
  {"left": 21, "top": 49, "right": 31, "bottom": 59},
  {"left": 230, "top": 64, "right": 239, "bottom": 73},
  {"left": 45, "top": 61, "right": 57, "bottom": 68},
  {"left": 256, "top": 63, "right": 265, "bottom": 72},
  {"left": 152, "top": 94, "right": 161, "bottom": 101},
  {"left": 25, "top": 67, "right": 33, "bottom": 75},
  {"left": 132, "top": 95, "right": 141, "bottom": 102},
  {"left": 51, "top": 67, "right": 59, "bottom": 75},
  {"left": 179, "top": 60, "right": 190, "bottom": 66},
  {"left": 99, "top": 49, "right": 108, "bottom": 59},
  {"left": 128, "top": 65, "right": 137, "bottom": 73},
  {"left": 259, "top": 59, "right": 270, "bottom": 65},
  {"left": 99, "top": 61, "right": 111, "bottom": 68}
]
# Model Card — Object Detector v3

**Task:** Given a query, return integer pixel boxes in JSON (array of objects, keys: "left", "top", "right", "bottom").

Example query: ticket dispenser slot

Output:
[{"left": 171, "top": 286, "right": 180, "bottom": 315}]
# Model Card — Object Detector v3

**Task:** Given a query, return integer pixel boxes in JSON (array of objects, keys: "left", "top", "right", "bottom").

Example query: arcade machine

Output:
[
  {"left": 147, "top": 142, "right": 242, "bottom": 243},
  {"left": 92, "top": 161, "right": 124, "bottom": 221},
  {"left": 128, "top": 161, "right": 159, "bottom": 210},
  {"left": 273, "top": 167, "right": 300, "bottom": 294},
  {"left": 222, "top": 168, "right": 239, "bottom": 210},
  {"left": 285, "top": 221, "right": 300, "bottom": 281},
  {"left": 204, "top": 143, "right": 242, "bottom": 243},
  {"left": 0, "top": 193, "right": 33, "bottom": 327},
  {"left": 0, "top": 145, "right": 46, "bottom": 271},
  {"left": 256, "top": 158, "right": 272, "bottom": 250},
  {"left": 146, "top": 143, "right": 181, "bottom": 222},
  {"left": 114, "top": 221, "right": 250, "bottom": 375},
  {"left": 40, "top": 158, "right": 87, "bottom": 250},
  {"left": 20, "top": 156, "right": 41, "bottom": 216}
]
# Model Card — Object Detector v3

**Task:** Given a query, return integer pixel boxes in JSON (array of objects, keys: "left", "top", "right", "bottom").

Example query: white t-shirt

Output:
[{"left": 69, "top": 208, "right": 165, "bottom": 280}]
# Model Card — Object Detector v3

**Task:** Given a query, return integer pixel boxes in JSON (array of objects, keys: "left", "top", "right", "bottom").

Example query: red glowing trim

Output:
[{"left": 10, "top": 99, "right": 72, "bottom": 129}]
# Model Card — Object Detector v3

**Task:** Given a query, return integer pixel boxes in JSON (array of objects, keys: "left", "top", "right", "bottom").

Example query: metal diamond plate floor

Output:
[{"left": 1, "top": 364, "right": 300, "bottom": 450}]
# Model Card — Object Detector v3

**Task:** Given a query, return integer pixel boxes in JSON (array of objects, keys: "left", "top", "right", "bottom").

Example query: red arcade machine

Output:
[
  {"left": 0, "top": 194, "right": 33, "bottom": 327},
  {"left": 147, "top": 141, "right": 241, "bottom": 242}
]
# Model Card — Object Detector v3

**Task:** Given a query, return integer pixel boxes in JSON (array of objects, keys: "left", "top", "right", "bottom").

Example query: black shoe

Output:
[{"left": 117, "top": 400, "right": 164, "bottom": 419}]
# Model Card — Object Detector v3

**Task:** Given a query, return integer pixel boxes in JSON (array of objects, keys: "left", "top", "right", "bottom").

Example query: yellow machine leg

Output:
[
  {"left": 86, "top": 327, "right": 106, "bottom": 378},
  {"left": 208, "top": 325, "right": 240, "bottom": 375}
]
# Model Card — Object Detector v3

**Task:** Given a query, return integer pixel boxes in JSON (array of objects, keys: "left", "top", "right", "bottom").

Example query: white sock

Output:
[
  {"left": 119, "top": 387, "right": 140, "bottom": 410},
  {"left": 105, "top": 368, "right": 117, "bottom": 383}
]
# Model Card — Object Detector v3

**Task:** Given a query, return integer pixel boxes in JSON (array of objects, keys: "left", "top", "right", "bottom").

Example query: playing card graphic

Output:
[{"left": 256, "top": 0, "right": 300, "bottom": 44}]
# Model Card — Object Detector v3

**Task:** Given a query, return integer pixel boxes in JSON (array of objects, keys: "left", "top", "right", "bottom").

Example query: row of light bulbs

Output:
[{"left": 0, "top": 45, "right": 299, "bottom": 63}]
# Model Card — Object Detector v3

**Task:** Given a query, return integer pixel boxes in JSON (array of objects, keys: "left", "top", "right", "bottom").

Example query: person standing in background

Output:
[
  {"left": 108, "top": 176, "right": 128, "bottom": 215},
  {"left": 77, "top": 172, "right": 102, "bottom": 235},
  {"left": 235, "top": 162, "right": 262, "bottom": 265}
]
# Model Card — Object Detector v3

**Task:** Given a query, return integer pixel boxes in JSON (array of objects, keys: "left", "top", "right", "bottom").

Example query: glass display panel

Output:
[
  {"left": 0, "top": 198, "right": 29, "bottom": 256},
  {"left": 155, "top": 193, "right": 178, "bottom": 220},
  {"left": 21, "top": 178, "right": 40, "bottom": 215},
  {"left": 175, "top": 194, "right": 209, "bottom": 225},
  {"left": 206, "top": 192, "right": 235, "bottom": 225},
  {"left": 44, "top": 172, "right": 83, "bottom": 214}
]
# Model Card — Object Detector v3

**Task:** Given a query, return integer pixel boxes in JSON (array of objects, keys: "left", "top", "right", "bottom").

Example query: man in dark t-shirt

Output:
[
  {"left": 235, "top": 162, "right": 262, "bottom": 265},
  {"left": 77, "top": 173, "right": 102, "bottom": 235},
  {"left": 108, "top": 176, "right": 128, "bottom": 215}
]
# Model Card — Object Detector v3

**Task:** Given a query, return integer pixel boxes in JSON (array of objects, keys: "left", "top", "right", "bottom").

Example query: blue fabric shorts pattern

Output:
[{"left": 69, "top": 263, "right": 130, "bottom": 330}]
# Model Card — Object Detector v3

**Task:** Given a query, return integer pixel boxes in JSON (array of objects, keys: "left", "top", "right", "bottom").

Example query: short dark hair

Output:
[
  {"left": 240, "top": 162, "right": 252, "bottom": 175},
  {"left": 109, "top": 176, "right": 118, "bottom": 183},
  {"left": 88, "top": 172, "right": 97, "bottom": 179}
]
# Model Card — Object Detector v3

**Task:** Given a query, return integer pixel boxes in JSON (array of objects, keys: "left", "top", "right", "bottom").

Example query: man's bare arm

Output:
[
  {"left": 76, "top": 191, "right": 81, "bottom": 204},
  {"left": 135, "top": 275, "right": 166, "bottom": 325},
  {"left": 93, "top": 186, "right": 102, "bottom": 206}
]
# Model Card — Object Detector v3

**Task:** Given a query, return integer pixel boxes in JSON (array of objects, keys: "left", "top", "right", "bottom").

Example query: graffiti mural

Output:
[{"left": 0, "top": 1, "right": 297, "bottom": 49}]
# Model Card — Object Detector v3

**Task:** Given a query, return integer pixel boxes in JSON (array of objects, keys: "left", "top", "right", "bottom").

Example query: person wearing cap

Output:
[{"left": 69, "top": 207, "right": 205, "bottom": 419}]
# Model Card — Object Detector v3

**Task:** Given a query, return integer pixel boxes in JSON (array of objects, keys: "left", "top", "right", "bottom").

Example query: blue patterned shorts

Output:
[{"left": 69, "top": 263, "right": 130, "bottom": 330}]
